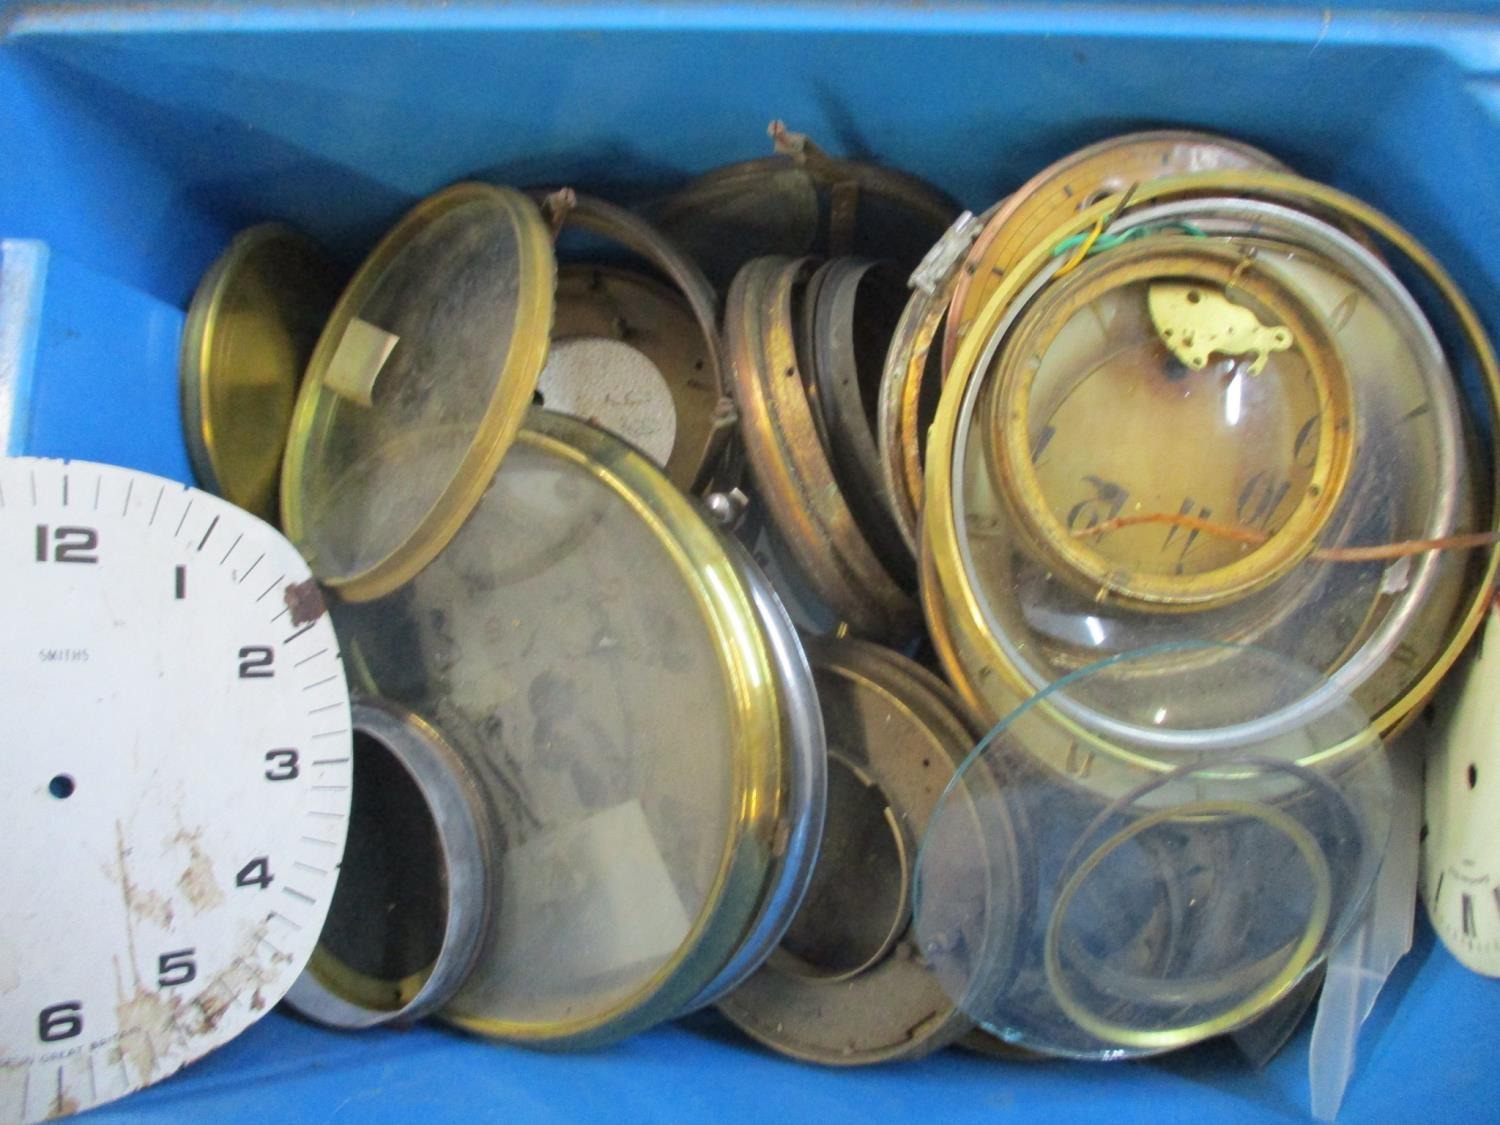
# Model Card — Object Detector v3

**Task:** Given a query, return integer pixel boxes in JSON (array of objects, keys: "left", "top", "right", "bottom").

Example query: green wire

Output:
[{"left": 1050, "top": 221, "right": 1207, "bottom": 260}]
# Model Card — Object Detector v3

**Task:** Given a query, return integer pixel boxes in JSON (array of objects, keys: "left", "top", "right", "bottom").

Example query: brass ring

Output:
[
  {"left": 725, "top": 256, "right": 918, "bottom": 641},
  {"left": 282, "top": 182, "right": 556, "bottom": 602},
  {"left": 1051, "top": 754, "right": 1367, "bottom": 1010},
  {"left": 538, "top": 191, "right": 736, "bottom": 494},
  {"left": 1043, "top": 798, "right": 1332, "bottom": 1050},
  {"left": 180, "top": 223, "right": 339, "bottom": 522},
  {"left": 878, "top": 274, "right": 954, "bottom": 554},
  {"left": 334, "top": 410, "right": 788, "bottom": 1047},
  {"left": 987, "top": 238, "right": 1354, "bottom": 610}
]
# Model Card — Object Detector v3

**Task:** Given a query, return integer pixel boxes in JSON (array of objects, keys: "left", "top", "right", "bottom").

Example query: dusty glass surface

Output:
[{"left": 336, "top": 437, "right": 736, "bottom": 1028}]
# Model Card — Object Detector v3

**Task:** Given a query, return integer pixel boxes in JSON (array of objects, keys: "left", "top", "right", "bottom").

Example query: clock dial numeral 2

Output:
[{"left": 237, "top": 646, "right": 275, "bottom": 679}]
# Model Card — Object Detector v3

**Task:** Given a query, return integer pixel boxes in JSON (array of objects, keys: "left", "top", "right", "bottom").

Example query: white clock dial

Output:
[
  {"left": 0, "top": 457, "right": 351, "bottom": 1123},
  {"left": 1421, "top": 600, "right": 1500, "bottom": 977}
]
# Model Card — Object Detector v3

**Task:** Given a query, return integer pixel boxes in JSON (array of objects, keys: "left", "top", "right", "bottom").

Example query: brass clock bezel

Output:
[
  {"left": 987, "top": 238, "right": 1355, "bottom": 611},
  {"left": 925, "top": 170, "right": 1500, "bottom": 745}
]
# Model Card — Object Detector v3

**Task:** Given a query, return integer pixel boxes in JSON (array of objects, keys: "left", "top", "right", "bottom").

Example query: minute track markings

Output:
[
  {"left": 238, "top": 555, "right": 265, "bottom": 586},
  {"left": 284, "top": 622, "right": 317, "bottom": 645},
  {"left": 197, "top": 515, "right": 219, "bottom": 551},
  {"left": 174, "top": 500, "right": 194, "bottom": 537},
  {"left": 294, "top": 648, "right": 328, "bottom": 668},
  {"left": 219, "top": 533, "right": 243, "bottom": 565},
  {"left": 148, "top": 485, "right": 164, "bottom": 526}
]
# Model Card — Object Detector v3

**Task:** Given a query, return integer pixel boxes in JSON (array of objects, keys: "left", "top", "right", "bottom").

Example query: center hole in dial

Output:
[{"left": 48, "top": 774, "right": 76, "bottom": 800}]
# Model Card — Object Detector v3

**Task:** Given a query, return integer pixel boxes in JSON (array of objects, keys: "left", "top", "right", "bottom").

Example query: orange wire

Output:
[{"left": 1072, "top": 511, "right": 1500, "bottom": 562}]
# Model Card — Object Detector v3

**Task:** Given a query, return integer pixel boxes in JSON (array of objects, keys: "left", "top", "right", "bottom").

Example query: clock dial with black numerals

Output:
[{"left": 0, "top": 458, "right": 350, "bottom": 1123}]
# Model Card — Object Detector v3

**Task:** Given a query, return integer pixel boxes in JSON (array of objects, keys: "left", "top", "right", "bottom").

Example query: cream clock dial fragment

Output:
[{"left": 1422, "top": 601, "right": 1500, "bottom": 977}]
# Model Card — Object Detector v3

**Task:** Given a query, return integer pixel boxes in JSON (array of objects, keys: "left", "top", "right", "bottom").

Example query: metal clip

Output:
[
  {"left": 704, "top": 487, "right": 750, "bottom": 530},
  {"left": 541, "top": 187, "right": 577, "bottom": 239},
  {"left": 909, "top": 210, "right": 981, "bottom": 296}
]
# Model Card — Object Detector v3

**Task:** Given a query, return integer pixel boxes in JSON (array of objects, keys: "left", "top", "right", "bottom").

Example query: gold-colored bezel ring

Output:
[
  {"left": 437, "top": 411, "right": 786, "bottom": 1048},
  {"left": 987, "top": 237, "right": 1354, "bottom": 610},
  {"left": 1042, "top": 798, "right": 1332, "bottom": 1051},
  {"left": 281, "top": 182, "right": 556, "bottom": 602},
  {"left": 925, "top": 170, "right": 1500, "bottom": 742}
]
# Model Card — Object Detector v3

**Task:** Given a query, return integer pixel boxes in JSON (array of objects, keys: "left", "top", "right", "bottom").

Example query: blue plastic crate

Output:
[{"left": 3, "top": 3, "right": 1499, "bottom": 1121}]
